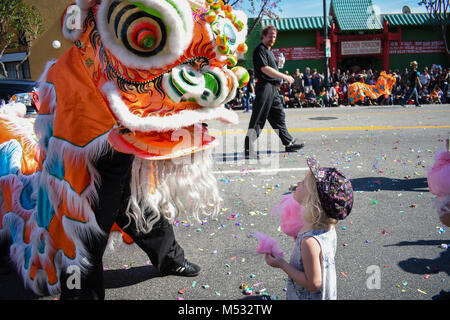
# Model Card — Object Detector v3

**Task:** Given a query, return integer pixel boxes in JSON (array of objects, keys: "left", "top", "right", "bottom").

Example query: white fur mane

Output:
[{"left": 125, "top": 149, "right": 222, "bottom": 233}]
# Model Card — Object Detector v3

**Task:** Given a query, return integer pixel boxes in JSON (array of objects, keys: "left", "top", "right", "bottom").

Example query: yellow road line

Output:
[
  {"left": 239, "top": 109, "right": 450, "bottom": 119},
  {"left": 210, "top": 125, "right": 450, "bottom": 136}
]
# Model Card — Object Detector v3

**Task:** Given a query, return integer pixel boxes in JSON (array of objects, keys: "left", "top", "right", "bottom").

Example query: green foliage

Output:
[{"left": 0, "top": 0, "right": 45, "bottom": 77}]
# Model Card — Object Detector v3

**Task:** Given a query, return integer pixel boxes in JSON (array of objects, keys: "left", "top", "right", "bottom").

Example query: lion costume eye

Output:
[
  {"left": 97, "top": 0, "right": 193, "bottom": 68},
  {"left": 114, "top": 5, "right": 167, "bottom": 57}
]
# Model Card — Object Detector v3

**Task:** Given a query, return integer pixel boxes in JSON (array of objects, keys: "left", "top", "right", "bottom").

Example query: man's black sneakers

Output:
[{"left": 161, "top": 259, "right": 201, "bottom": 277}]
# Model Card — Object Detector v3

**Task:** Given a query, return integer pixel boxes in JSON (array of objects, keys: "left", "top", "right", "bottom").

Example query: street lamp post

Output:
[{"left": 323, "top": 0, "right": 329, "bottom": 89}]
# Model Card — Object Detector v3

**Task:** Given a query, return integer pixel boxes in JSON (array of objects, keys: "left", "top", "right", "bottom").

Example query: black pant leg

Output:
[
  {"left": 115, "top": 205, "right": 185, "bottom": 273},
  {"left": 113, "top": 154, "right": 185, "bottom": 272},
  {"left": 267, "top": 87, "right": 294, "bottom": 146},
  {"left": 245, "top": 82, "right": 275, "bottom": 152},
  {"left": 60, "top": 150, "right": 135, "bottom": 300}
]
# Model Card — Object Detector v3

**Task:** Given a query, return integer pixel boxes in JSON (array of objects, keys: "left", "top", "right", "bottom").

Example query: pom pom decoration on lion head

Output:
[{"left": 0, "top": 0, "right": 248, "bottom": 296}]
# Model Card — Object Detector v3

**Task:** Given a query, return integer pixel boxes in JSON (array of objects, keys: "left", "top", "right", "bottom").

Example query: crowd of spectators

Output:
[{"left": 228, "top": 65, "right": 449, "bottom": 110}]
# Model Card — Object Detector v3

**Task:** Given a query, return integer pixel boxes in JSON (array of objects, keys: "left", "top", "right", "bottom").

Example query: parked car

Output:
[{"left": 0, "top": 79, "right": 39, "bottom": 113}]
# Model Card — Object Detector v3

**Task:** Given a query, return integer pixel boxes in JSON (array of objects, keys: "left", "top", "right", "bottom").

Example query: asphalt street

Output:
[{"left": 1, "top": 104, "right": 449, "bottom": 301}]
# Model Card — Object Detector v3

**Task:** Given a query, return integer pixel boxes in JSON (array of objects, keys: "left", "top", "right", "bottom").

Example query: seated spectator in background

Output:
[
  {"left": 281, "top": 80, "right": 291, "bottom": 97},
  {"left": 430, "top": 87, "right": 443, "bottom": 104},
  {"left": 317, "top": 87, "right": 328, "bottom": 108},
  {"left": 419, "top": 88, "right": 431, "bottom": 105},
  {"left": 306, "top": 89, "right": 318, "bottom": 107},
  {"left": 329, "top": 83, "right": 339, "bottom": 106},
  {"left": 296, "top": 91, "right": 306, "bottom": 107},
  {"left": 380, "top": 93, "right": 393, "bottom": 106},
  {"left": 340, "top": 83, "right": 348, "bottom": 105}
]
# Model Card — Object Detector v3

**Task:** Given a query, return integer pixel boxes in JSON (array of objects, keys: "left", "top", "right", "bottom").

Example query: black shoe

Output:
[
  {"left": 285, "top": 140, "right": 304, "bottom": 152},
  {"left": 416, "top": 105, "right": 422, "bottom": 107},
  {"left": 161, "top": 259, "right": 201, "bottom": 277}
]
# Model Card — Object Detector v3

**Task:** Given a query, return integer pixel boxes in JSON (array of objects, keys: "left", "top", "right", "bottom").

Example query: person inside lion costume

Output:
[{"left": 0, "top": 0, "right": 248, "bottom": 299}]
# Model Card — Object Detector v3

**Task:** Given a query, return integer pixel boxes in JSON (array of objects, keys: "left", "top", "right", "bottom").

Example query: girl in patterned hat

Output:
[{"left": 264, "top": 157, "right": 353, "bottom": 300}]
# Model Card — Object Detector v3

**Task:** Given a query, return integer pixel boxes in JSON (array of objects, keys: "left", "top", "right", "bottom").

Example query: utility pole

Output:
[{"left": 323, "top": 0, "right": 330, "bottom": 89}]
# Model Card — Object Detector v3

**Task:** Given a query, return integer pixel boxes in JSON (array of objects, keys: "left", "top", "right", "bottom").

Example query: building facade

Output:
[
  {"left": 244, "top": 0, "right": 448, "bottom": 74},
  {"left": 5, "top": 0, "right": 449, "bottom": 79}
]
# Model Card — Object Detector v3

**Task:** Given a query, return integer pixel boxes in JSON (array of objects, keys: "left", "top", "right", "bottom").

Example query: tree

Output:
[
  {"left": 418, "top": 0, "right": 450, "bottom": 56},
  {"left": 13, "top": 3, "right": 46, "bottom": 77},
  {"left": 223, "top": 0, "right": 283, "bottom": 36},
  {"left": 0, "top": 0, "right": 22, "bottom": 77},
  {"left": 0, "top": 0, "right": 45, "bottom": 78}
]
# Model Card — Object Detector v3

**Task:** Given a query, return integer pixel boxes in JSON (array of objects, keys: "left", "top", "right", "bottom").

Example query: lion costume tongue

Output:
[{"left": 108, "top": 123, "right": 217, "bottom": 160}]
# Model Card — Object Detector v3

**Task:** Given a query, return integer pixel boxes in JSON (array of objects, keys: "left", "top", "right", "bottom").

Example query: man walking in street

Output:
[
  {"left": 244, "top": 25, "right": 304, "bottom": 159},
  {"left": 402, "top": 61, "right": 422, "bottom": 107}
]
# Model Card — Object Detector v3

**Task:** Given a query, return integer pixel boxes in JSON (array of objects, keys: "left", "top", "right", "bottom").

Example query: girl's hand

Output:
[{"left": 265, "top": 253, "right": 286, "bottom": 269}]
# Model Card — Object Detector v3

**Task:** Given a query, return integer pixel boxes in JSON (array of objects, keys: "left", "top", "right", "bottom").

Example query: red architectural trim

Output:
[{"left": 315, "top": 21, "right": 402, "bottom": 71}]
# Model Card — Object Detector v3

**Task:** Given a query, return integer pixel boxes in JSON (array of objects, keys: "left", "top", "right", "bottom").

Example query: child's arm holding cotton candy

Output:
[{"left": 265, "top": 236, "right": 322, "bottom": 292}]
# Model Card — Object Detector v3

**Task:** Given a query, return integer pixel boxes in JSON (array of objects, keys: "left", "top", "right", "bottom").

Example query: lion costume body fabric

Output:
[
  {"left": 347, "top": 72, "right": 396, "bottom": 105},
  {"left": 0, "top": 0, "right": 248, "bottom": 297}
]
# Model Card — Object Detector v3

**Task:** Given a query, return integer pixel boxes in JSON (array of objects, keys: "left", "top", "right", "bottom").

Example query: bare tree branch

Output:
[{"left": 419, "top": 0, "right": 450, "bottom": 56}]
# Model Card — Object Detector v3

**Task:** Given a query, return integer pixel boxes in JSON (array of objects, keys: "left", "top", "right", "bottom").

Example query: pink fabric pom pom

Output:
[
  {"left": 271, "top": 193, "right": 305, "bottom": 237},
  {"left": 427, "top": 150, "right": 450, "bottom": 196},
  {"left": 255, "top": 233, "right": 284, "bottom": 257}
]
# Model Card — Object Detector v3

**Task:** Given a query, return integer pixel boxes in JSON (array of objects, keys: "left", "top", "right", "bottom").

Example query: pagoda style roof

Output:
[
  {"left": 330, "top": 0, "right": 382, "bottom": 31},
  {"left": 258, "top": 1, "right": 442, "bottom": 32}
]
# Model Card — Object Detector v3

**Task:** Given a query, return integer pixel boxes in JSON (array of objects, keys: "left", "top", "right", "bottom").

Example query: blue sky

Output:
[{"left": 239, "top": 0, "right": 428, "bottom": 18}]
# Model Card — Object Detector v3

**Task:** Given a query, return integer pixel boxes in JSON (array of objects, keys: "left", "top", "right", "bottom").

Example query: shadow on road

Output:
[
  {"left": 0, "top": 265, "right": 160, "bottom": 300},
  {"left": 104, "top": 265, "right": 160, "bottom": 289},
  {"left": 351, "top": 177, "right": 429, "bottom": 192},
  {"left": 385, "top": 240, "right": 450, "bottom": 276}
]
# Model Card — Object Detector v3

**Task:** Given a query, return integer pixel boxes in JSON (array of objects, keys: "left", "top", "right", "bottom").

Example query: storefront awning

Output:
[
  {"left": 383, "top": 13, "right": 441, "bottom": 27},
  {"left": 1, "top": 52, "right": 27, "bottom": 63},
  {"left": 261, "top": 16, "right": 332, "bottom": 31}
]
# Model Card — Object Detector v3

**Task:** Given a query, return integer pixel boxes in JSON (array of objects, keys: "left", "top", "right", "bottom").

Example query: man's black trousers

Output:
[
  {"left": 245, "top": 81, "right": 293, "bottom": 153},
  {"left": 60, "top": 150, "right": 184, "bottom": 299}
]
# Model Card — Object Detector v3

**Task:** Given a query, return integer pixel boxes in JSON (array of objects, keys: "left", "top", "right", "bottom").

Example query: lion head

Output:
[{"left": 63, "top": 0, "right": 249, "bottom": 160}]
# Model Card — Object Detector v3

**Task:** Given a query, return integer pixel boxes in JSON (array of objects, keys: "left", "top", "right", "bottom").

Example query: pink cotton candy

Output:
[
  {"left": 271, "top": 193, "right": 306, "bottom": 237},
  {"left": 255, "top": 232, "right": 284, "bottom": 257},
  {"left": 427, "top": 150, "right": 450, "bottom": 197}
]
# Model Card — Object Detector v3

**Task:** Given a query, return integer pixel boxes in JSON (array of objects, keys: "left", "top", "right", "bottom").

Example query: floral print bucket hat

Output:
[{"left": 307, "top": 157, "right": 353, "bottom": 220}]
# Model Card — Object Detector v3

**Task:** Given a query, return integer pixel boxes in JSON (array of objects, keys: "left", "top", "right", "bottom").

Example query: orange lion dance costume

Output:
[
  {"left": 0, "top": 0, "right": 248, "bottom": 298},
  {"left": 347, "top": 72, "right": 396, "bottom": 105}
]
